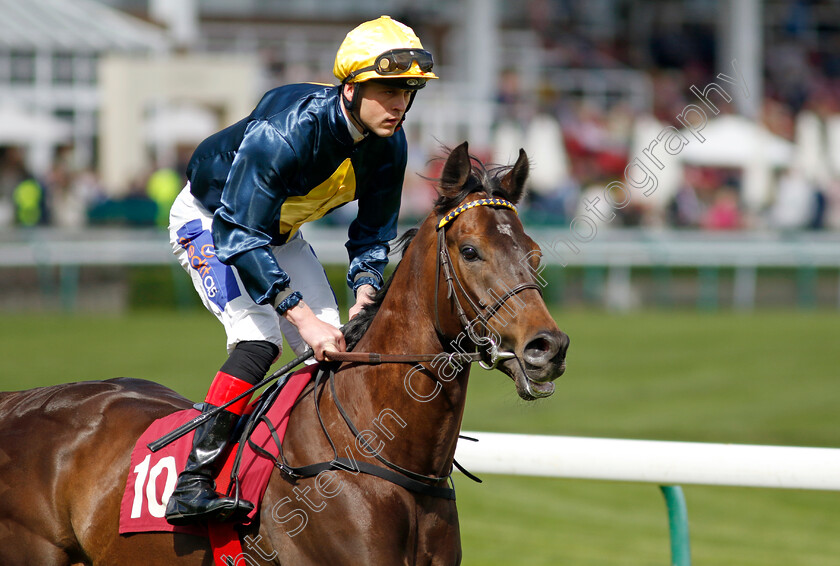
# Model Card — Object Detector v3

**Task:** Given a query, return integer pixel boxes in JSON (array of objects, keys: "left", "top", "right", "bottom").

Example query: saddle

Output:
[{"left": 119, "top": 365, "right": 316, "bottom": 535}]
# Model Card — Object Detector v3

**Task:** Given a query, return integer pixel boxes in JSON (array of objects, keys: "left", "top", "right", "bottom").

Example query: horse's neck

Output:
[
  {"left": 345, "top": 227, "right": 470, "bottom": 475},
  {"left": 359, "top": 223, "right": 444, "bottom": 354}
]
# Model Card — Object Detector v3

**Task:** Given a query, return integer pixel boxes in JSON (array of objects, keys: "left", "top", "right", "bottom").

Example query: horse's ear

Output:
[
  {"left": 438, "top": 142, "right": 472, "bottom": 197},
  {"left": 499, "top": 148, "right": 529, "bottom": 205}
]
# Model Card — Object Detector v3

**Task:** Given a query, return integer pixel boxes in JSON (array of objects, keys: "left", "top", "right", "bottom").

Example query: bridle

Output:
[
  {"left": 434, "top": 197, "right": 543, "bottom": 370},
  {"left": 236, "top": 197, "right": 544, "bottom": 500}
]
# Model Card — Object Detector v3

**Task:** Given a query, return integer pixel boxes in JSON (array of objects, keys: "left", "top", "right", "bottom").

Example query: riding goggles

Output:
[{"left": 345, "top": 48, "right": 434, "bottom": 82}]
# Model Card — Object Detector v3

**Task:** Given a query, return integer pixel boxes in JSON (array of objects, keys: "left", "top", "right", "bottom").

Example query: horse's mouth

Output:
[{"left": 499, "top": 357, "right": 565, "bottom": 401}]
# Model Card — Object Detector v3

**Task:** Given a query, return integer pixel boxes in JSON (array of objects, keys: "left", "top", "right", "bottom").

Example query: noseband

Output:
[{"left": 434, "top": 197, "right": 543, "bottom": 369}]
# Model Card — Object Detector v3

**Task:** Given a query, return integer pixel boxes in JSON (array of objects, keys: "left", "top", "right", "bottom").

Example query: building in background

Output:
[{"left": 0, "top": 0, "right": 168, "bottom": 175}]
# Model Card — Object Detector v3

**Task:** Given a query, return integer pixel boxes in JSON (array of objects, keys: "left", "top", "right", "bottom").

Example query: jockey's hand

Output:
[
  {"left": 282, "top": 300, "right": 346, "bottom": 361},
  {"left": 349, "top": 284, "right": 376, "bottom": 320}
]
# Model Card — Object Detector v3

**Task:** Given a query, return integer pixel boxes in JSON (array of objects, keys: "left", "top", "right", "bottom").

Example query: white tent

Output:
[
  {"left": 792, "top": 111, "right": 832, "bottom": 186},
  {"left": 628, "top": 115, "right": 684, "bottom": 206},
  {"left": 523, "top": 113, "right": 570, "bottom": 196},
  {"left": 678, "top": 114, "right": 794, "bottom": 209},
  {"left": 492, "top": 120, "right": 525, "bottom": 169},
  {"left": 678, "top": 114, "right": 793, "bottom": 167}
]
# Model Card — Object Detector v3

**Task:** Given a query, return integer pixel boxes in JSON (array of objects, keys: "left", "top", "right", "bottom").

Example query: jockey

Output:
[{"left": 165, "top": 15, "right": 437, "bottom": 526}]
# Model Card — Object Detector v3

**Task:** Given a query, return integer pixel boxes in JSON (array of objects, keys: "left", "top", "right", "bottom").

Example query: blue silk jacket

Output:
[{"left": 186, "top": 83, "right": 406, "bottom": 308}]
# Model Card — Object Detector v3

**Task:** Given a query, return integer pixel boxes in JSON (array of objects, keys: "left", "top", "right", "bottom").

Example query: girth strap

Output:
[
  {"left": 246, "top": 412, "right": 456, "bottom": 500},
  {"left": 283, "top": 459, "right": 456, "bottom": 500},
  {"left": 324, "top": 365, "right": 452, "bottom": 485}
]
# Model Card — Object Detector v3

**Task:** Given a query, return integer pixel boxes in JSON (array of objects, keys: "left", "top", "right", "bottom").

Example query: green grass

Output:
[{"left": 2, "top": 309, "right": 839, "bottom": 564}]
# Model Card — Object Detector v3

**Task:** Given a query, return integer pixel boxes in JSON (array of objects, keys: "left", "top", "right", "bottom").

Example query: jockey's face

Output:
[{"left": 344, "top": 81, "right": 412, "bottom": 137}]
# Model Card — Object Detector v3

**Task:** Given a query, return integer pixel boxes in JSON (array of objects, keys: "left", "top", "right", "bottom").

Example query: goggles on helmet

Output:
[{"left": 344, "top": 48, "right": 434, "bottom": 83}]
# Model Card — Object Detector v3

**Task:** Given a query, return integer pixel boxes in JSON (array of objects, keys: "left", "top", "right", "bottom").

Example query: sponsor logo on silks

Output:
[{"left": 176, "top": 219, "right": 241, "bottom": 310}]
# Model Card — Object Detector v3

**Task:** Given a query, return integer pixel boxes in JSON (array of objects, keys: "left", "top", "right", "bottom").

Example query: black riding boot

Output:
[{"left": 164, "top": 405, "right": 254, "bottom": 525}]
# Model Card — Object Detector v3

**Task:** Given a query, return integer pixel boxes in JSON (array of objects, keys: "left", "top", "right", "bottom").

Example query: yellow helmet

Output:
[{"left": 334, "top": 15, "right": 438, "bottom": 89}]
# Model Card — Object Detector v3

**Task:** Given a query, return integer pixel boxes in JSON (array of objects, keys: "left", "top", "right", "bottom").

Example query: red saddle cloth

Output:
[{"left": 118, "top": 364, "right": 316, "bottom": 536}]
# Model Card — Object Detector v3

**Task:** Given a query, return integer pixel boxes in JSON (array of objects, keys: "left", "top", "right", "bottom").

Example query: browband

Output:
[{"left": 437, "top": 198, "right": 517, "bottom": 229}]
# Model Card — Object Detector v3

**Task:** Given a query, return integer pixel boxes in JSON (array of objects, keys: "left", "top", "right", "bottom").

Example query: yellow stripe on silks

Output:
[
  {"left": 437, "top": 198, "right": 517, "bottom": 229},
  {"left": 278, "top": 159, "right": 357, "bottom": 238}
]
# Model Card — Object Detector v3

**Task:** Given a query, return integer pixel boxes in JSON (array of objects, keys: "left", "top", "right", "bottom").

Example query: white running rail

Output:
[{"left": 455, "top": 431, "right": 840, "bottom": 491}]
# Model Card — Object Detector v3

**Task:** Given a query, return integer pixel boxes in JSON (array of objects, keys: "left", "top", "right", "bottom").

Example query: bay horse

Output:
[{"left": 0, "top": 142, "right": 568, "bottom": 565}]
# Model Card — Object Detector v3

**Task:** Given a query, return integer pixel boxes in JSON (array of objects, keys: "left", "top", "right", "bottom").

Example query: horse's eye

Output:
[{"left": 460, "top": 246, "right": 480, "bottom": 261}]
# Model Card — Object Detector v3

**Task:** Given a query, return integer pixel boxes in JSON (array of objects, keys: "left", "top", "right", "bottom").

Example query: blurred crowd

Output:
[
  {"left": 480, "top": 0, "right": 840, "bottom": 232},
  {"left": 485, "top": 90, "right": 839, "bottom": 232},
  {"left": 3, "top": 101, "right": 836, "bottom": 234},
  {"left": 0, "top": 146, "right": 184, "bottom": 231}
]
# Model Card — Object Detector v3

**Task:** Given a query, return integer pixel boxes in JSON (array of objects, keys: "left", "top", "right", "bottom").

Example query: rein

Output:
[
  {"left": 324, "top": 351, "right": 483, "bottom": 364},
  {"left": 239, "top": 365, "right": 458, "bottom": 500}
]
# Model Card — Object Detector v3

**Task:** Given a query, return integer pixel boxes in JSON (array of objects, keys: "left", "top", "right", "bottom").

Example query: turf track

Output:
[{"left": 2, "top": 309, "right": 838, "bottom": 565}]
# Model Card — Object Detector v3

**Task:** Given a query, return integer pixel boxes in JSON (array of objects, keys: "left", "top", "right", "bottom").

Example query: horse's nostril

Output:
[
  {"left": 523, "top": 331, "right": 569, "bottom": 367},
  {"left": 523, "top": 332, "right": 560, "bottom": 365}
]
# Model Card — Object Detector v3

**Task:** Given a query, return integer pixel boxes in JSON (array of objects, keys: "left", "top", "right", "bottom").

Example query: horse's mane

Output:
[
  {"left": 343, "top": 228, "right": 416, "bottom": 349},
  {"left": 342, "top": 148, "right": 520, "bottom": 350}
]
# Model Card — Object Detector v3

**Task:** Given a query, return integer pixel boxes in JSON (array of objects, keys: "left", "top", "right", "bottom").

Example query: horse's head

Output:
[{"left": 432, "top": 142, "right": 569, "bottom": 400}]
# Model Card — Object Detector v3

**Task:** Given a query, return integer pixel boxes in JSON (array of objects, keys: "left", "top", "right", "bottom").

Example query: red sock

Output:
[{"left": 205, "top": 371, "right": 253, "bottom": 415}]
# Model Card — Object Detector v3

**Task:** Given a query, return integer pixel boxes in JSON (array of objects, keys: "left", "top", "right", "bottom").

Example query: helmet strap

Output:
[
  {"left": 341, "top": 82, "right": 371, "bottom": 137},
  {"left": 340, "top": 81, "right": 418, "bottom": 135}
]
